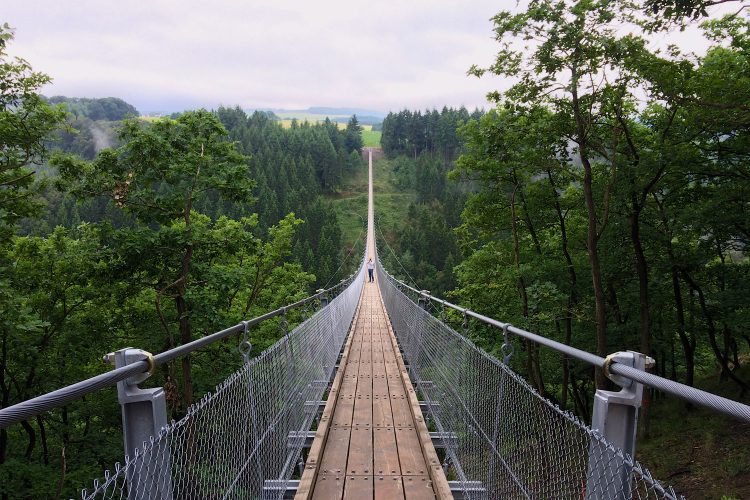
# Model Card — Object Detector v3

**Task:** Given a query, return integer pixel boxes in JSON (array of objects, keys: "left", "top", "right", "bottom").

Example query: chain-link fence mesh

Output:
[
  {"left": 376, "top": 259, "right": 682, "bottom": 500},
  {"left": 82, "top": 264, "right": 365, "bottom": 500}
]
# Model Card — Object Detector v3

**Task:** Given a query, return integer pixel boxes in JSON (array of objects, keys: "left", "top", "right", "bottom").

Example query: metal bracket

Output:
[
  {"left": 418, "top": 290, "right": 430, "bottom": 311},
  {"left": 106, "top": 348, "right": 172, "bottom": 498},
  {"left": 586, "top": 350, "right": 651, "bottom": 499},
  {"left": 107, "top": 348, "right": 169, "bottom": 457}
]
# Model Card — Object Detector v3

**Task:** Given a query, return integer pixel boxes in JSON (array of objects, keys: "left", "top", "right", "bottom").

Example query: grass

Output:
[
  {"left": 327, "top": 159, "right": 368, "bottom": 247},
  {"left": 325, "top": 153, "right": 411, "bottom": 250},
  {"left": 636, "top": 364, "right": 750, "bottom": 499},
  {"left": 279, "top": 118, "right": 360, "bottom": 129},
  {"left": 274, "top": 111, "right": 354, "bottom": 122},
  {"left": 362, "top": 129, "right": 381, "bottom": 147},
  {"left": 278, "top": 118, "right": 380, "bottom": 144},
  {"left": 371, "top": 155, "right": 415, "bottom": 237}
]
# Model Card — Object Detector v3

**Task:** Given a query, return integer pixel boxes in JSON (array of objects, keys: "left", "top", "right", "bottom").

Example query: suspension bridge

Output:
[{"left": 1, "top": 149, "right": 749, "bottom": 499}]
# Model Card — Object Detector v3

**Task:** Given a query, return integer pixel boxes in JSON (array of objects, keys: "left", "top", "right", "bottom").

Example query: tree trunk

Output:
[
  {"left": 681, "top": 270, "right": 747, "bottom": 394},
  {"left": 509, "top": 183, "right": 545, "bottom": 394},
  {"left": 21, "top": 420, "right": 36, "bottom": 459},
  {"left": 654, "top": 193, "right": 695, "bottom": 387},
  {"left": 571, "top": 66, "right": 607, "bottom": 389},
  {"left": 176, "top": 244, "right": 194, "bottom": 409},
  {"left": 629, "top": 207, "right": 651, "bottom": 356},
  {"left": 36, "top": 415, "right": 49, "bottom": 466},
  {"left": 547, "top": 169, "right": 577, "bottom": 410},
  {"left": 673, "top": 268, "right": 694, "bottom": 387},
  {"left": 570, "top": 373, "right": 591, "bottom": 422},
  {"left": 629, "top": 206, "right": 653, "bottom": 438}
]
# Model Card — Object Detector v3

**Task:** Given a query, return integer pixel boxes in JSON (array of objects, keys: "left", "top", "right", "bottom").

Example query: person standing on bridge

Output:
[{"left": 367, "top": 258, "right": 374, "bottom": 282}]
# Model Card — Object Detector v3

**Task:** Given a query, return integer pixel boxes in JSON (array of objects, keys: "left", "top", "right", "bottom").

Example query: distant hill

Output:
[
  {"left": 46, "top": 96, "right": 139, "bottom": 121},
  {"left": 260, "top": 107, "right": 384, "bottom": 126},
  {"left": 305, "top": 107, "right": 385, "bottom": 119}
]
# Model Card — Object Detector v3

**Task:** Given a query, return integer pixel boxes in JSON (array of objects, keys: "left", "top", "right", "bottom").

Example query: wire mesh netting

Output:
[
  {"left": 82, "top": 265, "right": 365, "bottom": 500},
  {"left": 376, "top": 259, "right": 682, "bottom": 500}
]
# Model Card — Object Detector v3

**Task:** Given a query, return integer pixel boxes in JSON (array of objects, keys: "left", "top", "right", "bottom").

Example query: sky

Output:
[{"left": 5, "top": 0, "right": 508, "bottom": 114}]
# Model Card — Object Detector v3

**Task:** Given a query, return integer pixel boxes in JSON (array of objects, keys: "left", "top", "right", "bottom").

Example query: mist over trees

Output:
[{"left": 46, "top": 96, "right": 139, "bottom": 121}]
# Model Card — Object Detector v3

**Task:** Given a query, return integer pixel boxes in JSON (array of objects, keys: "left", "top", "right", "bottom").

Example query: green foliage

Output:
[
  {"left": 361, "top": 128, "right": 381, "bottom": 147},
  {"left": 380, "top": 107, "right": 482, "bottom": 160},
  {"left": 344, "top": 115, "right": 364, "bottom": 153},
  {"left": 0, "top": 23, "right": 66, "bottom": 230},
  {"left": 456, "top": 0, "right": 750, "bottom": 438},
  {"left": 56, "top": 110, "right": 254, "bottom": 222},
  {"left": 46, "top": 96, "right": 139, "bottom": 121},
  {"left": 1, "top": 104, "right": 319, "bottom": 496}
]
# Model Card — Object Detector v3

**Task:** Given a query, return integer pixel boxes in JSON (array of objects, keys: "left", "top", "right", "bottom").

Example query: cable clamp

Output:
[
  {"left": 144, "top": 351, "right": 156, "bottom": 376},
  {"left": 239, "top": 320, "right": 252, "bottom": 363},
  {"left": 501, "top": 324, "right": 514, "bottom": 364},
  {"left": 108, "top": 348, "right": 157, "bottom": 386},
  {"left": 603, "top": 353, "right": 617, "bottom": 380},
  {"left": 602, "top": 351, "right": 637, "bottom": 389}
]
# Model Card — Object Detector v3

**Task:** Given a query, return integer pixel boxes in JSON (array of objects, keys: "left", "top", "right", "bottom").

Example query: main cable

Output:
[
  {"left": 374, "top": 218, "right": 421, "bottom": 290},
  {"left": 322, "top": 225, "right": 365, "bottom": 289}
]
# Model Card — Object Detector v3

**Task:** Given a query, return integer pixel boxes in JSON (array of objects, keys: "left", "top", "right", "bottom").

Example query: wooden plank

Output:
[
  {"left": 374, "top": 476, "right": 404, "bottom": 500},
  {"left": 402, "top": 476, "right": 436, "bottom": 500},
  {"left": 343, "top": 475, "right": 373, "bottom": 500},
  {"left": 313, "top": 474, "right": 345, "bottom": 500},
  {"left": 378, "top": 292, "right": 453, "bottom": 500},
  {"left": 373, "top": 426, "right": 401, "bottom": 476},
  {"left": 346, "top": 426, "right": 373, "bottom": 475},
  {"left": 332, "top": 393, "right": 355, "bottom": 427},
  {"left": 296, "top": 285, "right": 365, "bottom": 500},
  {"left": 389, "top": 394, "right": 413, "bottom": 427},
  {"left": 306, "top": 255, "right": 451, "bottom": 500},
  {"left": 319, "top": 427, "right": 351, "bottom": 476},
  {"left": 372, "top": 392, "right": 394, "bottom": 427},
  {"left": 394, "top": 426, "right": 429, "bottom": 476}
]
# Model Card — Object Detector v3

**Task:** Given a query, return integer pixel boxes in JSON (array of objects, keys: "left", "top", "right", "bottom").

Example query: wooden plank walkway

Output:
[
  {"left": 296, "top": 148, "right": 451, "bottom": 499},
  {"left": 296, "top": 279, "right": 451, "bottom": 499}
]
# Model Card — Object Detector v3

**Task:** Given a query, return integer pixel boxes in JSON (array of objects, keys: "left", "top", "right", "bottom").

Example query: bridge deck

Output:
[{"left": 296, "top": 277, "right": 451, "bottom": 499}]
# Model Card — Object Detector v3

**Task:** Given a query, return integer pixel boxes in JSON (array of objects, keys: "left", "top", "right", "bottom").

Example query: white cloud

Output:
[
  {"left": 5, "top": 0, "right": 503, "bottom": 113},
  {"left": 5, "top": 0, "right": 739, "bottom": 114}
]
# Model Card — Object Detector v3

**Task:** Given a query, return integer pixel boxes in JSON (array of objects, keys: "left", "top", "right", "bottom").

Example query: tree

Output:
[
  {"left": 55, "top": 110, "right": 255, "bottom": 407},
  {"left": 344, "top": 115, "right": 364, "bottom": 154},
  {"left": 470, "top": 0, "right": 655, "bottom": 388},
  {"left": 0, "top": 24, "right": 66, "bottom": 231},
  {"left": 644, "top": 0, "right": 744, "bottom": 22},
  {"left": 0, "top": 25, "right": 66, "bottom": 495}
]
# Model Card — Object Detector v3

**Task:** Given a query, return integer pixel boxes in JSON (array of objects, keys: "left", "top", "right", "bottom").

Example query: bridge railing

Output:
[
  {"left": 0, "top": 260, "right": 366, "bottom": 499},
  {"left": 375, "top": 256, "right": 750, "bottom": 499}
]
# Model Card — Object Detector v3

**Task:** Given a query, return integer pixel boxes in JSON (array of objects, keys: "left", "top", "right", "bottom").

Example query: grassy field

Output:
[
  {"left": 275, "top": 111, "right": 381, "bottom": 147},
  {"left": 274, "top": 111, "right": 353, "bottom": 122},
  {"left": 327, "top": 154, "right": 412, "bottom": 249},
  {"left": 279, "top": 119, "right": 376, "bottom": 130},
  {"left": 327, "top": 160, "right": 368, "bottom": 247},
  {"left": 362, "top": 129, "right": 381, "bottom": 147}
]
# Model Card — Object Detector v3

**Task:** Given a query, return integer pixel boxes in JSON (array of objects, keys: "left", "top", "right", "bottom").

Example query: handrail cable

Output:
[
  {"left": 378, "top": 260, "right": 750, "bottom": 423},
  {"left": 0, "top": 273, "right": 357, "bottom": 430}
]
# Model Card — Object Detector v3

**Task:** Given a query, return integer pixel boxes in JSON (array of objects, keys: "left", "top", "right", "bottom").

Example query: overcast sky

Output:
[{"left": 6, "top": 0, "right": 509, "bottom": 114}]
